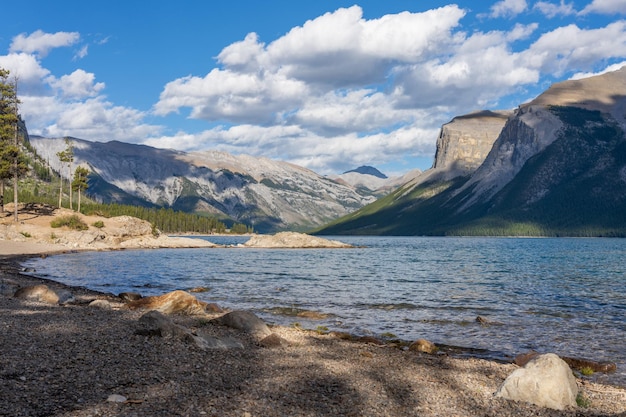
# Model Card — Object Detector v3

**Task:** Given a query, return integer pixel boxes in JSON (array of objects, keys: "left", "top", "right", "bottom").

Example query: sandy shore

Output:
[{"left": 1, "top": 245, "right": 625, "bottom": 417}]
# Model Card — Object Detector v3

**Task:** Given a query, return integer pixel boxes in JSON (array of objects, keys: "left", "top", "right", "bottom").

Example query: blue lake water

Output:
[{"left": 23, "top": 236, "right": 626, "bottom": 386}]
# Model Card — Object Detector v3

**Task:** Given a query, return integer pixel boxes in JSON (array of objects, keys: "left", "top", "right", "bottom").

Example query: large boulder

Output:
[
  {"left": 496, "top": 353, "right": 578, "bottom": 410},
  {"left": 242, "top": 232, "right": 352, "bottom": 248},
  {"left": 213, "top": 310, "right": 272, "bottom": 339},
  {"left": 137, "top": 310, "right": 243, "bottom": 350},
  {"left": 14, "top": 284, "right": 60, "bottom": 304},
  {"left": 127, "top": 290, "right": 208, "bottom": 315}
]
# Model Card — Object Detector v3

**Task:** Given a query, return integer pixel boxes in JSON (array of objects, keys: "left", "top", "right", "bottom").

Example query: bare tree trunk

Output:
[
  {"left": 12, "top": 166, "right": 17, "bottom": 222},
  {"left": 13, "top": 109, "right": 18, "bottom": 222},
  {"left": 69, "top": 162, "right": 73, "bottom": 210},
  {"left": 58, "top": 176, "right": 63, "bottom": 208},
  {"left": 0, "top": 181, "right": 4, "bottom": 214},
  {"left": 77, "top": 189, "right": 81, "bottom": 213}
]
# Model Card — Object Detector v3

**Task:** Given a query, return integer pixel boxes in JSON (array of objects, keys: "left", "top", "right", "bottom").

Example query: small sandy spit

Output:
[{"left": 0, "top": 205, "right": 625, "bottom": 416}]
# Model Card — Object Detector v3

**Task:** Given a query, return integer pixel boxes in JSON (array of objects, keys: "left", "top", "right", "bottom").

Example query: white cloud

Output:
[
  {"left": 144, "top": 122, "right": 438, "bottom": 174},
  {"left": 155, "top": 69, "right": 308, "bottom": 123},
  {"left": 10, "top": 30, "right": 80, "bottom": 57},
  {"left": 570, "top": 61, "right": 626, "bottom": 79},
  {"left": 292, "top": 89, "right": 420, "bottom": 136},
  {"left": 155, "top": 5, "right": 467, "bottom": 126},
  {"left": 489, "top": 0, "right": 528, "bottom": 18},
  {"left": 49, "top": 69, "right": 105, "bottom": 99},
  {"left": 73, "top": 45, "right": 89, "bottom": 60},
  {"left": 579, "top": 0, "right": 626, "bottom": 15},
  {"left": 0, "top": 53, "right": 51, "bottom": 95},
  {"left": 36, "top": 97, "right": 161, "bottom": 141},
  {"left": 533, "top": 1, "right": 577, "bottom": 18},
  {"left": 265, "top": 5, "right": 466, "bottom": 87},
  {"left": 524, "top": 21, "right": 626, "bottom": 75}
]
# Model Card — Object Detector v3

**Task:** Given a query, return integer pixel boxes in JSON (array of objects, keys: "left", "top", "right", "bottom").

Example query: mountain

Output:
[
  {"left": 343, "top": 166, "right": 388, "bottom": 178},
  {"left": 28, "top": 137, "right": 377, "bottom": 233},
  {"left": 315, "top": 66, "right": 626, "bottom": 237},
  {"left": 329, "top": 166, "right": 422, "bottom": 198}
]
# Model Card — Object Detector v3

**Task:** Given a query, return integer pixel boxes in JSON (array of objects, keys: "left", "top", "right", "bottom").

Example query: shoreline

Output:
[{"left": 1, "top": 248, "right": 625, "bottom": 416}]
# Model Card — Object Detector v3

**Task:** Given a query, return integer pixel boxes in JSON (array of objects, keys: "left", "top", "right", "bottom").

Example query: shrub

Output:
[
  {"left": 92, "top": 220, "right": 105, "bottom": 228},
  {"left": 50, "top": 215, "right": 89, "bottom": 231},
  {"left": 19, "top": 232, "right": 32, "bottom": 238},
  {"left": 576, "top": 393, "right": 591, "bottom": 408},
  {"left": 580, "top": 366, "right": 595, "bottom": 376}
]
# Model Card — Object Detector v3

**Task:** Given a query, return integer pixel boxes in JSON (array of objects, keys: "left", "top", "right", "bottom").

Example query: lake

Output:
[{"left": 23, "top": 236, "right": 626, "bottom": 387}]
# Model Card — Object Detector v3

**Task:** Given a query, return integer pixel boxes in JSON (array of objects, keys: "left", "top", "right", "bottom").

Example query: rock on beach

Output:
[
  {"left": 496, "top": 353, "right": 578, "bottom": 410},
  {"left": 242, "top": 232, "right": 353, "bottom": 248},
  {"left": 126, "top": 290, "right": 210, "bottom": 315}
]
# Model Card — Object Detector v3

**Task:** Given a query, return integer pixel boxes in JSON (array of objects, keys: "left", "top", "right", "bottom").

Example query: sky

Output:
[{"left": 1, "top": 0, "right": 626, "bottom": 176}]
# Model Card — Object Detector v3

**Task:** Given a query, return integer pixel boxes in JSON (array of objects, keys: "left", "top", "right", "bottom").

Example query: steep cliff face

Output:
[
  {"left": 433, "top": 110, "right": 512, "bottom": 177},
  {"left": 458, "top": 105, "right": 563, "bottom": 205},
  {"left": 28, "top": 137, "right": 376, "bottom": 233}
]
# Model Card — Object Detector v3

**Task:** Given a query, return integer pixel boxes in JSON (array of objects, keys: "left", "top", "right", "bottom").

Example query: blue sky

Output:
[{"left": 1, "top": 0, "right": 625, "bottom": 176}]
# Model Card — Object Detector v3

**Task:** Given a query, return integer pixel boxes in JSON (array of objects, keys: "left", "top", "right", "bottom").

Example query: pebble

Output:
[{"left": 106, "top": 394, "right": 127, "bottom": 403}]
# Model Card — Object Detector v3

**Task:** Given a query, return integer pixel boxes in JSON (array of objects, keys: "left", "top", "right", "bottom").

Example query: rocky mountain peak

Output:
[{"left": 432, "top": 110, "right": 512, "bottom": 178}]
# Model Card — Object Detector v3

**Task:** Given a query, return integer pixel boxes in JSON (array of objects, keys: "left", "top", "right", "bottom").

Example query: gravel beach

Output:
[{"left": 1, "top": 249, "right": 625, "bottom": 417}]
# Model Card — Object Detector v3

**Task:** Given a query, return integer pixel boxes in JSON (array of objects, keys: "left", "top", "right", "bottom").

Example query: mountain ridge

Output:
[
  {"left": 27, "top": 136, "right": 378, "bottom": 233},
  {"left": 314, "top": 66, "right": 626, "bottom": 236}
]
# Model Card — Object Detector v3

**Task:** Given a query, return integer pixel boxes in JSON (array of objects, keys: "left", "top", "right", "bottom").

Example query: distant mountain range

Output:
[
  {"left": 28, "top": 137, "right": 397, "bottom": 233},
  {"left": 315, "top": 66, "right": 626, "bottom": 236}
]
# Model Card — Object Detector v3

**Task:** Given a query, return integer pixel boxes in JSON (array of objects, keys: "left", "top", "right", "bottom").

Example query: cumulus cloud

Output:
[
  {"left": 37, "top": 97, "right": 161, "bottom": 141},
  {"left": 0, "top": 53, "right": 51, "bottom": 95},
  {"left": 155, "top": 5, "right": 467, "bottom": 131},
  {"left": 533, "top": 1, "right": 577, "bottom": 18},
  {"left": 489, "top": 0, "right": 528, "bottom": 18},
  {"left": 48, "top": 69, "right": 105, "bottom": 99},
  {"left": 524, "top": 21, "right": 626, "bottom": 75},
  {"left": 10, "top": 30, "right": 80, "bottom": 57},
  {"left": 579, "top": 0, "right": 626, "bottom": 15},
  {"left": 144, "top": 122, "right": 437, "bottom": 174}
]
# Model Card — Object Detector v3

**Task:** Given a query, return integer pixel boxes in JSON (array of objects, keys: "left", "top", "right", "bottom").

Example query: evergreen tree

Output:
[
  {"left": 72, "top": 166, "right": 89, "bottom": 212},
  {"left": 0, "top": 68, "right": 25, "bottom": 220}
]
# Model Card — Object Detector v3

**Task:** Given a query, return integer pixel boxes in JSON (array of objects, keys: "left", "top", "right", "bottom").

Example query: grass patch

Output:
[
  {"left": 50, "top": 215, "right": 89, "bottom": 231},
  {"left": 19, "top": 231, "right": 32, "bottom": 238},
  {"left": 576, "top": 393, "right": 591, "bottom": 408},
  {"left": 580, "top": 366, "right": 595, "bottom": 376},
  {"left": 315, "top": 325, "right": 329, "bottom": 335},
  {"left": 92, "top": 220, "right": 105, "bottom": 228}
]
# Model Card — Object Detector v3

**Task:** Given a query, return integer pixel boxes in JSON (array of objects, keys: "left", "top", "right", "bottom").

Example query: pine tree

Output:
[
  {"left": 0, "top": 68, "right": 24, "bottom": 221},
  {"left": 72, "top": 166, "right": 89, "bottom": 212}
]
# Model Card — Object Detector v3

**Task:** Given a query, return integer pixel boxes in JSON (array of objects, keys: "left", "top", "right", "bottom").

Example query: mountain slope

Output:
[
  {"left": 316, "top": 67, "right": 626, "bottom": 236},
  {"left": 28, "top": 138, "right": 376, "bottom": 233}
]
